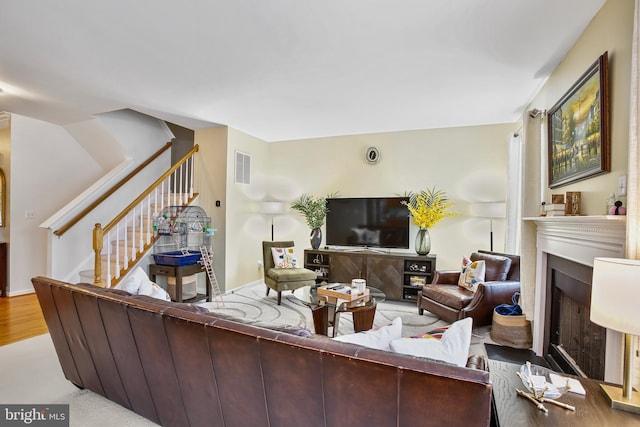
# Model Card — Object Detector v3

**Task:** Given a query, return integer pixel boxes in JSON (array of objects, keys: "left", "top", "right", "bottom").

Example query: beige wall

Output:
[
  {"left": 519, "top": 0, "right": 636, "bottom": 374},
  {"left": 528, "top": 0, "right": 633, "bottom": 215},
  {"left": 521, "top": 0, "right": 633, "bottom": 309},
  {"left": 224, "top": 128, "right": 272, "bottom": 289},
  {"left": 196, "top": 126, "right": 273, "bottom": 291},
  {"left": 269, "top": 123, "right": 520, "bottom": 274},
  {"left": 194, "top": 126, "right": 228, "bottom": 289},
  {"left": 197, "top": 122, "right": 519, "bottom": 291}
]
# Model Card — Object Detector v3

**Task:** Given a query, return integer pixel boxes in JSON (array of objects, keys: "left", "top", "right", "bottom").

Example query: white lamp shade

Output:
[
  {"left": 260, "top": 201, "right": 286, "bottom": 214},
  {"left": 591, "top": 257, "right": 640, "bottom": 336},
  {"left": 469, "top": 202, "right": 506, "bottom": 218}
]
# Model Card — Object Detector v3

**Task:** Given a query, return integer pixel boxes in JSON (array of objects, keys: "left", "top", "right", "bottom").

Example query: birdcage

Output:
[{"left": 153, "top": 206, "right": 214, "bottom": 266}]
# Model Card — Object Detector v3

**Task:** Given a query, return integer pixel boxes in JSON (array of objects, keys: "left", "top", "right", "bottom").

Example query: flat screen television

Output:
[{"left": 326, "top": 197, "right": 410, "bottom": 249}]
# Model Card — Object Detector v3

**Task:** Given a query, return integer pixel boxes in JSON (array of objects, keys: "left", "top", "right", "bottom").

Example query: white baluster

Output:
[{"left": 189, "top": 154, "right": 194, "bottom": 199}]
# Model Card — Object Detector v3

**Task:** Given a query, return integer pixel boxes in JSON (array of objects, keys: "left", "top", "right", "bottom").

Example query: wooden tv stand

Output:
[{"left": 303, "top": 248, "right": 436, "bottom": 301}]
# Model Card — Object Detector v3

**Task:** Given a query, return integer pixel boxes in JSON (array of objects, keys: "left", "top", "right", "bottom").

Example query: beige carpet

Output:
[
  {"left": 0, "top": 334, "right": 157, "bottom": 426},
  {"left": 198, "top": 281, "right": 492, "bottom": 355},
  {"left": 0, "top": 283, "right": 491, "bottom": 426}
]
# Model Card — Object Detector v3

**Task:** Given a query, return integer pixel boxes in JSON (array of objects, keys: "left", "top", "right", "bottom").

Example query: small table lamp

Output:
[{"left": 591, "top": 257, "right": 640, "bottom": 414}]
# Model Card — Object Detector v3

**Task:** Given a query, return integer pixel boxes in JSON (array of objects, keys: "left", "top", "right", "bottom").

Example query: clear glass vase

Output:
[{"left": 415, "top": 228, "right": 431, "bottom": 255}]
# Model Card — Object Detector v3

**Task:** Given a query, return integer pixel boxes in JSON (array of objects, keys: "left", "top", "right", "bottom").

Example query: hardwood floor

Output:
[{"left": 0, "top": 293, "right": 48, "bottom": 346}]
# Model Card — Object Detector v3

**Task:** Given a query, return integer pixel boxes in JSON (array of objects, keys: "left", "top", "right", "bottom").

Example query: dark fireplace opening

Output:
[{"left": 544, "top": 254, "right": 606, "bottom": 380}]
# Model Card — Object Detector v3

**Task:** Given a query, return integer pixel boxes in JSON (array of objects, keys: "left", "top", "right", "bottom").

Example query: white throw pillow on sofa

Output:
[
  {"left": 117, "top": 266, "right": 171, "bottom": 301},
  {"left": 333, "top": 317, "right": 402, "bottom": 351},
  {"left": 117, "top": 266, "right": 148, "bottom": 294},
  {"left": 389, "top": 317, "right": 473, "bottom": 367},
  {"left": 138, "top": 279, "right": 171, "bottom": 301}
]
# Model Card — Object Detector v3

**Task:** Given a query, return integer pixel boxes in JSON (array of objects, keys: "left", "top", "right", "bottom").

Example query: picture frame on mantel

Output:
[{"left": 547, "top": 51, "right": 610, "bottom": 189}]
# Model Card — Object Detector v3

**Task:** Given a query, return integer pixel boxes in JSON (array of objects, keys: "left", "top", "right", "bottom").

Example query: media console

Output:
[{"left": 304, "top": 248, "right": 436, "bottom": 302}]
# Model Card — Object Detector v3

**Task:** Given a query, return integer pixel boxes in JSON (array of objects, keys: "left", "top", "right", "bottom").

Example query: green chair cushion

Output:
[{"left": 266, "top": 267, "right": 316, "bottom": 282}]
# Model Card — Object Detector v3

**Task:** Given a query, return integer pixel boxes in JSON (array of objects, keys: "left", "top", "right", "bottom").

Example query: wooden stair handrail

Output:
[
  {"left": 92, "top": 145, "right": 199, "bottom": 286},
  {"left": 102, "top": 145, "right": 199, "bottom": 233},
  {"left": 54, "top": 142, "right": 173, "bottom": 236}
]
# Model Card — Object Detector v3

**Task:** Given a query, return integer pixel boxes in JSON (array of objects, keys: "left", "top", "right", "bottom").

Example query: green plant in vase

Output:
[
  {"left": 290, "top": 192, "right": 336, "bottom": 249},
  {"left": 402, "top": 187, "right": 458, "bottom": 255}
]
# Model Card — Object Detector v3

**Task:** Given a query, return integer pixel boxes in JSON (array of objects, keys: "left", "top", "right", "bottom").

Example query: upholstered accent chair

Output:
[
  {"left": 417, "top": 250, "right": 520, "bottom": 327},
  {"left": 262, "top": 241, "right": 317, "bottom": 305}
]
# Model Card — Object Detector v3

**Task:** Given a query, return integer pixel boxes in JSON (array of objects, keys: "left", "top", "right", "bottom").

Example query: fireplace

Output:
[
  {"left": 526, "top": 215, "right": 626, "bottom": 383},
  {"left": 545, "top": 254, "right": 606, "bottom": 380}
]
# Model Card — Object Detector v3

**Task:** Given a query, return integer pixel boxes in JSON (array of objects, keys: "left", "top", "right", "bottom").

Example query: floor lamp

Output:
[
  {"left": 260, "top": 201, "right": 286, "bottom": 241},
  {"left": 591, "top": 258, "right": 640, "bottom": 414},
  {"left": 470, "top": 202, "right": 506, "bottom": 252}
]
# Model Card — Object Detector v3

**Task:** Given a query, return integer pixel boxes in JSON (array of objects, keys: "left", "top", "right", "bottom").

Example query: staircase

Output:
[
  {"left": 91, "top": 146, "right": 200, "bottom": 287},
  {"left": 103, "top": 193, "right": 189, "bottom": 271}
]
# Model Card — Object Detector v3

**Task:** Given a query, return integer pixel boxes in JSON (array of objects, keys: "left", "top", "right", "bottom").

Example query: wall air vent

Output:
[{"left": 235, "top": 150, "right": 251, "bottom": 184}]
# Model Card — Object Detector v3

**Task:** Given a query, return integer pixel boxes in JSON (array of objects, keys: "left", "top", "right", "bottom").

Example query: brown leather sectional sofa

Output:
[{"left": 32, "top": 276, "right": 493, "bottom": 427}]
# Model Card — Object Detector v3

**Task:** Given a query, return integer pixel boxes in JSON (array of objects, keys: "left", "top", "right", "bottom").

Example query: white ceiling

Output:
[{"left": 0, "top": 1, "right": 606, "bottom": 142}]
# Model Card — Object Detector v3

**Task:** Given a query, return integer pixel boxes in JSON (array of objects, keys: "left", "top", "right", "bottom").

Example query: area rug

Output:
[{"left": 198, "top": 281, "right": 491, "bottom": 356}]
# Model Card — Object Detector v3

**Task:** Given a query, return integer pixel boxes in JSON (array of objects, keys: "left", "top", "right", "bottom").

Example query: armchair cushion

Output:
[
  {"left": 266, "top": 267, "right": 316, "bottom": 283},
  {"left": 471, "top": 252, "right": 511, "bottom": 281},
  {"left": 423, "top": 284, "right": 474, "bottom": 310},
  {"left": 458, "top": 257, "right": 486, "bottom": 292}
]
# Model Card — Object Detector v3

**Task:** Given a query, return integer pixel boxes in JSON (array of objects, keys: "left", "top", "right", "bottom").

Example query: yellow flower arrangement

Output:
[{"left": 402, "top": 187, "right": 458, "bottom": 229}]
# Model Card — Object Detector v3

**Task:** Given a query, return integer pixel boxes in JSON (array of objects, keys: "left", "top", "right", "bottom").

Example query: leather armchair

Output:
[
  {"left": 262, "top": 241, "right": 317, "bottom": 305},
  {"left": 417, "top": 250, "right": 520, "bottom": 327}
]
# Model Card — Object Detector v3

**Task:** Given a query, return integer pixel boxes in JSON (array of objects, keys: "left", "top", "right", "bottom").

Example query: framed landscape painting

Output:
[{"left": 547, "top": 52, "right": 610, "bottom": 188}]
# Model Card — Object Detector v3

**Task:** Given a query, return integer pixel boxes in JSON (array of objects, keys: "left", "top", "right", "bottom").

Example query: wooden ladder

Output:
[{"left": 199, "top": 246, "right": 224, "bottom": 307}]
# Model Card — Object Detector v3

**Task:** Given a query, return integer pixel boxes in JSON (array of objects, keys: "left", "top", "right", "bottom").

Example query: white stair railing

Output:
[{"left": 93, "top": 145, "right": 199, "bottom": 287}]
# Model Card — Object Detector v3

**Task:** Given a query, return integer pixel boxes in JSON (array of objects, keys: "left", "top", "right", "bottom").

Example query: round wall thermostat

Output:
[{"left": 365, "top": 146, "right": 381, "bottom": 165}]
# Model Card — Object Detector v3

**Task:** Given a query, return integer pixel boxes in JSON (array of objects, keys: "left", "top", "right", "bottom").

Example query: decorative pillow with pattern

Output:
[
  {"left": 389, "top": 317, "right": 473, "bottom": 367},
  {"left": 271, "top": 246, "right": 298, "bottom": 268},
  {"left": 458, "top": 256, "right": 486, "bottom": 292},
  {"left": 410, "top": 325, "right": 451, "bottom": 339}
]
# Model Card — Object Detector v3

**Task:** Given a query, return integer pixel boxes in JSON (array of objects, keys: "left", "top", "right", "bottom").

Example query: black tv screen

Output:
[{"left": 326, "top": 197, "right": 410, "bottom": 249}]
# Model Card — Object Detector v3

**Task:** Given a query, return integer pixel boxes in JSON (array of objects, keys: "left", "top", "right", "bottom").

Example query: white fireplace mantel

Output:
[{"left": 524, "top": 215, "right": 626, "bottom": 383}]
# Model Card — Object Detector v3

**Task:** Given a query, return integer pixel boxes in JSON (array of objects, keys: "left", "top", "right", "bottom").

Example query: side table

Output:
[
  {"left": 489, "top": 359, "right": 640, "bottom": 426},
  {"left": 148, "top": 263, "right": 211, "bottom": 303}
]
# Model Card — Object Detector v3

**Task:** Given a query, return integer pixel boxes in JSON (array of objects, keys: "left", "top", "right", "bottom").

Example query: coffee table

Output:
[{"left": 293, "top": 285, "right": 385, "bottom": 336}]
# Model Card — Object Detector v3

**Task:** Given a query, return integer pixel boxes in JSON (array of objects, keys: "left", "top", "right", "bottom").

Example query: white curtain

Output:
[
  {"left": 627, "top": 0, "right": 640, "bottom": 391},
  {"left": 505, "top": 132, "right": 523, "bottom": 254},
  {"left": 519, "top": 112, "right": 543, "bottom": 319},
  {"left": 629, "top": 0, "right": 640, "bottom": 259}
]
